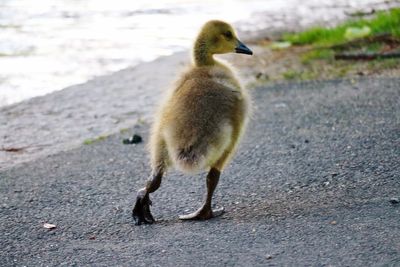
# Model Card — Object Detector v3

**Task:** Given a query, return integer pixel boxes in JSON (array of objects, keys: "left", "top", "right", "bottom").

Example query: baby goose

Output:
[{"left": 132, "top": 20, "right": 253, "bottom": 225}]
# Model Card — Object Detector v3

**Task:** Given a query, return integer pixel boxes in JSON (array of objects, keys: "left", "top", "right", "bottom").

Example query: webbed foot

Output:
[
  {"left": 132, "top": 189, "right": 155, "bottom": 225},
  {"left": 179, "top": 206, "right": 224, "bottom": 220}
]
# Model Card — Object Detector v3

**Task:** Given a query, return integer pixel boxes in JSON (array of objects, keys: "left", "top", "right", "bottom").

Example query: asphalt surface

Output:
[{"left": 1, "top": 78, "right": 399, "bottom": 266}]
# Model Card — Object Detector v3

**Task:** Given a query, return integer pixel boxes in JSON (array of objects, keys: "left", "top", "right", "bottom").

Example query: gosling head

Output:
[{"left": 194, "top": 20, "right": 253, "bottom": 66}]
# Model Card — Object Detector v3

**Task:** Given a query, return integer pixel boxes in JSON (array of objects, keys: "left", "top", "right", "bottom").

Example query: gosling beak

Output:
[{"left": 235, "top": 40, "right": 253, "bottom": 55}]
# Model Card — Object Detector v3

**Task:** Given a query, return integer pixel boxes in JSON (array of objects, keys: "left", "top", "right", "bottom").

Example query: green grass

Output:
[
  {"left": 282, "top": 70, "right": 299, "bottom": 80},
  {"left": 119, "top": 127, "right": 130, "bottom": 133},
  {"left": 368, "top": 58, "right": 399, "bottom": 69},
  {"left": 284, "top": 8, "right": 400, "bottom": 46},
  {"left": 83, "top": 135, "right": 108, "bottom": 145},
  {"left": 282, "top": 69, "right": 321, "bottom": 81},
  {"left": 301, "top": 49, "right": 334, "bottom": 63}
]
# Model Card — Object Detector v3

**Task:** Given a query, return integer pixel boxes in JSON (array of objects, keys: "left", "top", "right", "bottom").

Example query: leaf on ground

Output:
[
  {"left": 270, "top": 41, "right": 292, "bottom": 50},
  {"left": 345, "top": 26, "right": 371, "bottom": 40},
  {"left": 43, "top": 223, "right": 56, "bottom": 229}
]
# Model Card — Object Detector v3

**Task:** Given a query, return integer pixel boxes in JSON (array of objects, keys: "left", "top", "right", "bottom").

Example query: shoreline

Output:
[
  {"left": 0, "top": 51, "right": 189, "bottom": 170},
  {"left": 2, "top": 1, "right": 399, "bottom": 170},
  {"left": 1, "top": 0, "right": 397, "bottom": 108}
]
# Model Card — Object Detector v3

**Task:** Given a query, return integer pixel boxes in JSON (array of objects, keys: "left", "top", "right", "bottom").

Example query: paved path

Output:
[{"left": 1, "top": 78, "right": 399, "bottom": 266}]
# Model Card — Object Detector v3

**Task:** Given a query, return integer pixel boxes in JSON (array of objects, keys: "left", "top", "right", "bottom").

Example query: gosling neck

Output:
[{"left": 193, "top": 36, "right": 216, "bottom": 66}]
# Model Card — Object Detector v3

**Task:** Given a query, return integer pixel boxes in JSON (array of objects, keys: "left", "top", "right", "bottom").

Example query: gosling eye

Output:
[{"left": 223, "top": 31, "right": 233, "bottom": 40}]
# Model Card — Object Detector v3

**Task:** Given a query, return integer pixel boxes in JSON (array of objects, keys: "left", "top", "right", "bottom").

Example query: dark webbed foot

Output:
[
  {"left": 179, "top": 206, "right": 224, "bottom": 220},
  {"left": 132, "top": 189, "right": 155, "bottom": 225},
  {"left": 179, "top": 167, "right": 224, "bottom": 221}
]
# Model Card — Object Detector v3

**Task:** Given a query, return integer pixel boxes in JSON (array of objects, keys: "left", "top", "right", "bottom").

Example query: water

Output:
[
  {"left": 0, "top": 0, "right": 393, "bottom": 107},
  {"left": 0, "top": 0, "right": 282, "bottom": 107}
]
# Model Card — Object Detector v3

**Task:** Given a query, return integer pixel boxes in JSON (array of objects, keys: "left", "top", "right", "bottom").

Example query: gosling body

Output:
[
  {"left": 132, "top": 20, "right": 252, "bottom": 225},
  {"left": 154, "top": 64, "right": 249, "bottom": 173}
]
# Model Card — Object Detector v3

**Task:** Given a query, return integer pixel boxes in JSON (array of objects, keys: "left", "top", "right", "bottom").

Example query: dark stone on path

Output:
[
  {"left": 389, "top": 197, "right": 399, "bottom": 205},
  {"left": 123, "top": 134, "right": 143, "bottom": 144}
]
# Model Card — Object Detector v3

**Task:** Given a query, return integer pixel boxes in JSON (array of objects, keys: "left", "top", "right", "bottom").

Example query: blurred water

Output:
[{"left": 0, "top": 0, "right": 393, "bottom": 107}]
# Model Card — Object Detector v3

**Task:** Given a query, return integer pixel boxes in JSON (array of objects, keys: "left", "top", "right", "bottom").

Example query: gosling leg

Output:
[
  {"left": 179, "top": 167, "right": 224, "bottom": 220},
  {"left": 132, "top": 170, "right": 163, "bottom": 225}
]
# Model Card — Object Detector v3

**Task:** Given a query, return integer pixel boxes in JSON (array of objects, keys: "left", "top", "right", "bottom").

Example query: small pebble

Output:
[
  {"left": 389, "top": 197, "right": 399, "bottom": 205},
  {"left": 123, "top": 134, "right": 142, "bottom": 144},
  {"left": 357, "top": 71, "right": 365, "bottom": 76}
]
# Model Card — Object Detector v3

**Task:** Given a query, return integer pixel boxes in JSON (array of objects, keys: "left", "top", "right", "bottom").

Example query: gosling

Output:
[{"left": 132, "top": 20, "right": 253, "bottom": 225}]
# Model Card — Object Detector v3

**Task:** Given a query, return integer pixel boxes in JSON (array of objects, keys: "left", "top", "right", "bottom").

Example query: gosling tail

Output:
[{"left": 175, "top": 145, "right": 207, "bottom": 173}]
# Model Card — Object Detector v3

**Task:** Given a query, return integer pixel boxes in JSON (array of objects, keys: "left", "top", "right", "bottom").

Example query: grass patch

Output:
[
  {"left": 282, "top": 69, "right": 320, "bottom": 81},
  {"left": 83, "top": 135, "right": 108, "bottom": 145},
  {"left": 282, "top": 70, "right": 300, "bottom": 80},
  {"left": 284, "top": 8, "right": 400, "bottom": 46},
  {"left": 279, "top": 7, "right": 400, "bottom": 80},
  {"left": 249, "top": 8, "right": 399, "bottom": 87},
  {"left": 368, "top": 58, "right": 399, "bottom": 70},
  {"left": 119, "top": 128, "right": 130, "bottom": 133},
  {"left": 301, "top": 49, "right": 334, "bottom": 63}
]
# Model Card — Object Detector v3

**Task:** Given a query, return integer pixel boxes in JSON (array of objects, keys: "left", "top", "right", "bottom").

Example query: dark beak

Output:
[{"left": 235, "top": 40, "right": 253, "bottom": 55}]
